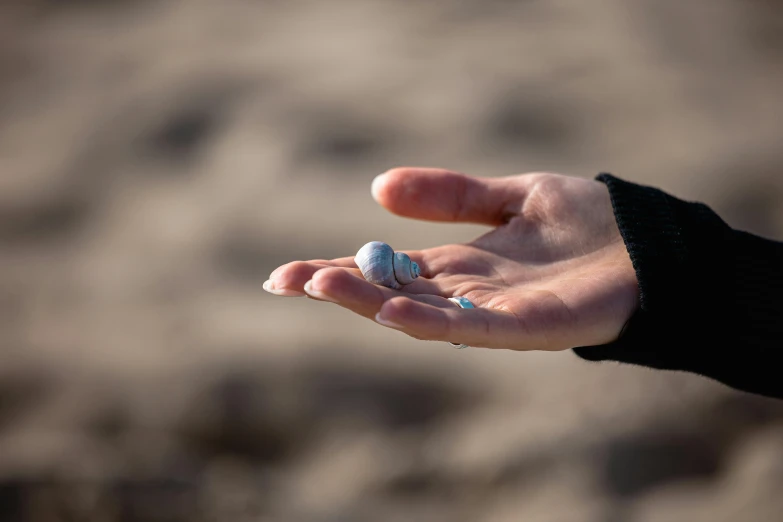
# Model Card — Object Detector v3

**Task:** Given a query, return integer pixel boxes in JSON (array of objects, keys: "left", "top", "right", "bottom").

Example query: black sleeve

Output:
[{"left": 573, "top": 173, "right": 783, "bottom": 400}]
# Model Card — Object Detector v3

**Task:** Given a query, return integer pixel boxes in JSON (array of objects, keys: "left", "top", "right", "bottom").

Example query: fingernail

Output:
[
  {"left": 263, "top": 279, "right": 305, "bottom": 297},
  {"left": 371, "top": 173, "right": 387, "bottom": 202},
  {"left": 303, "top": 280, "right": 336, "bottom": 303},
  {"left": 375, "top": 312, "right": 404, "bottom": 330}
]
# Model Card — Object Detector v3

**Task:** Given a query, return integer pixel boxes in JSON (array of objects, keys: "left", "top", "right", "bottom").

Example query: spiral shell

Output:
[{"left": 354, "top": 241, "right": 420, "bottom": 289}]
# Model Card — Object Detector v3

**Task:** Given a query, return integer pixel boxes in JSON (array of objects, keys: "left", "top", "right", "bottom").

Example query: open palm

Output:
[{"left": 265, "top": 168, "right": 639, "bottom": 351}]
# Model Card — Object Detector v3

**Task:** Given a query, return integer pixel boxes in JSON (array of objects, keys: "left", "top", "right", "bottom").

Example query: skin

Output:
[{"left": 264, "top": 167, "right": 640, "bottom": 351}]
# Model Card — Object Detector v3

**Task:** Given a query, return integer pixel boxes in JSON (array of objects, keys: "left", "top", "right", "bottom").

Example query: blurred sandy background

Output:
[{"left": 1, "top": 1, "right": 783, "bottom": 521}]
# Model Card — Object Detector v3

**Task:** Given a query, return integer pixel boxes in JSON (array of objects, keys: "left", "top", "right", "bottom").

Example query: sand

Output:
[{"left": 1, "top": 1, "right": 782, "bottom": 520}]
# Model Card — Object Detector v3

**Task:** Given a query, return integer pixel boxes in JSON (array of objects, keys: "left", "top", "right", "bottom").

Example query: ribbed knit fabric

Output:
[{"left": 573, "top": 174, "right": 783, "bottom": 399}]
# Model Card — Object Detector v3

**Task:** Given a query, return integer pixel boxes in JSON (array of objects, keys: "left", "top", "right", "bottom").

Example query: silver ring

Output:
[{"left": 447, "top": 296, "right": 474, "bottom": 349}]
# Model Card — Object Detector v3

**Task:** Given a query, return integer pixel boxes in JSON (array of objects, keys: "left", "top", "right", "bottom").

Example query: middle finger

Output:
[{"left": 270, "top": 256, "right": 448, "bottom": 297}]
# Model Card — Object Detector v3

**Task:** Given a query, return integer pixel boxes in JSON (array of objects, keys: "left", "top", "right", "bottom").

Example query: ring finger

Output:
[{"left": 304, "top": 267, "right": 455, "bottom": 320}]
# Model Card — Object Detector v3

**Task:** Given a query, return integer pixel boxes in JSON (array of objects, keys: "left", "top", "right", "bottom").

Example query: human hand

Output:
[{"left": 264, "top": 168, "right": 639, "bottom": 351}]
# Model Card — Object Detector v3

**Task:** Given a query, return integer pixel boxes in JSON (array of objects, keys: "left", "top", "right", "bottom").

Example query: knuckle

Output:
[
  {"left": 394, "top": 295, "right": 417, "bottom": 310},
  {"left": 312, "top": 267, "right": 344, "bottom": 289},
  {"left": 277, "top": 260, "right": 311, "bottom": 280}
]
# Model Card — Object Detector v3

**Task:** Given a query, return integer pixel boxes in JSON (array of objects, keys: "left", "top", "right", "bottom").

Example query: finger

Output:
[
  {"left": 265, "top": 257, "right": 357, "bottom": 296},
  {"left": 304, "top": 267, "right": 450, "bottom": 318},
  {"left": 303, "top": 268, "right": 545, "bottom": 350},
  {"left": 371, "top": 167, "right": 532, "bottom": 225},
  {"left": 267, "top": 253, "right": 448, "bottom": 297},
  {"left": 376, "top": 296, "right": 535, "bottom": 350}
]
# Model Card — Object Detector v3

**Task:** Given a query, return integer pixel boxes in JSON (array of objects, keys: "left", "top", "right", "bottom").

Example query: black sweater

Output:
[{"left": 573, "top": 174, "right": 783, "bottom": 400}]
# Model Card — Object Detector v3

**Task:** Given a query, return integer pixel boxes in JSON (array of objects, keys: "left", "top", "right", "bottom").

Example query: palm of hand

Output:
[{"left": 266, "top": 169, "right": 639, "bottom": 351}]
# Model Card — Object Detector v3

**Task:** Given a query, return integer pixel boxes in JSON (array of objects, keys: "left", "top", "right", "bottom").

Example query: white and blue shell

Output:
[{"left": 354, "top": 241, "right": 420, "bottom": 290}]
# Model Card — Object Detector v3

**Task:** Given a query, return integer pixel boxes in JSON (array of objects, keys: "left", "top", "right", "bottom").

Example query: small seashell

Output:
[{"left": 354, "top": 241, "right": 420, "bottom": 289}]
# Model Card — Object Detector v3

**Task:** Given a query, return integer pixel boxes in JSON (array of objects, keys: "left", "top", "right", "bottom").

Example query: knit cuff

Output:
[{"left": 573, "top": 175, "right": 731, "bottom": 374}]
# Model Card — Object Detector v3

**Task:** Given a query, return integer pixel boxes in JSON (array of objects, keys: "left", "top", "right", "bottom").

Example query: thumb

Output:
[{"left": 371, "top": 167, "right": 528, "bottom": 226}]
